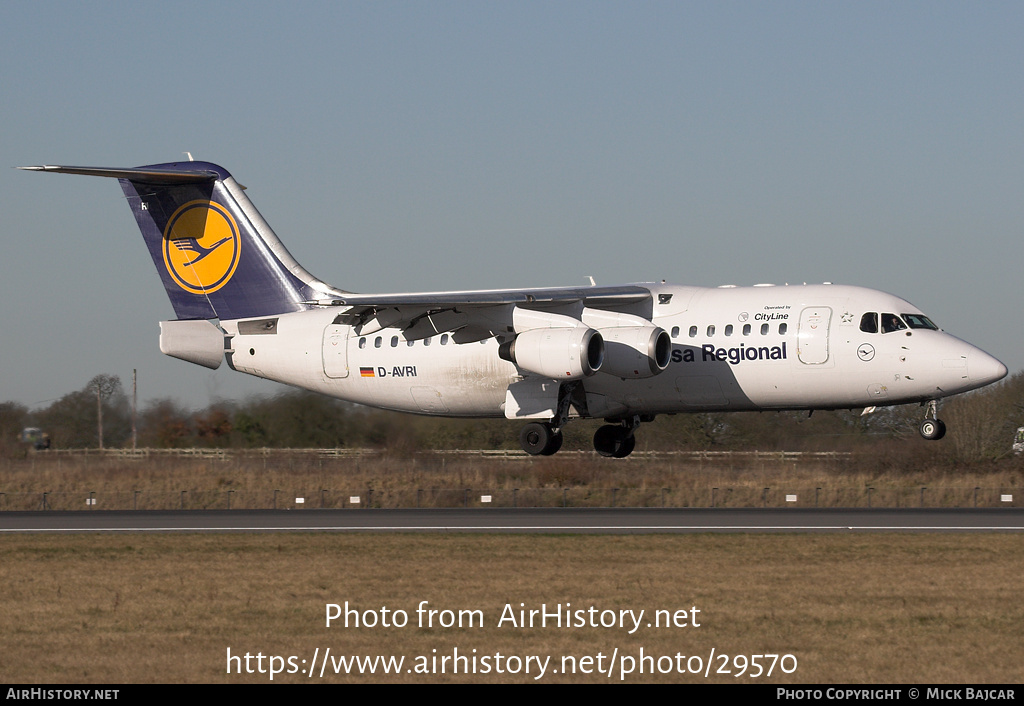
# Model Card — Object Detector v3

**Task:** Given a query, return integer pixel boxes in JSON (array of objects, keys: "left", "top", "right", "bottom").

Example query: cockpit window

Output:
[
  {"left": 902, "top": 313, "right": 938, "bottom": 330},
  {"left": 859, "top": 312, "right": 878, "bottom": 334},
  {"left": 881, "top": 313, "right": 907, "bottom": 333}
]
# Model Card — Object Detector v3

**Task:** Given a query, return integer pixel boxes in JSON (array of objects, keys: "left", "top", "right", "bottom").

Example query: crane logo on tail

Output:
[{"left": 162, "top": 200, "right": 241, "bottom": 294}]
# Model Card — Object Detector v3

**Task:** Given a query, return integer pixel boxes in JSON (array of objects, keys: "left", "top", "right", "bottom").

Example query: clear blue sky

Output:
[{"left": 2, "top": 1, "right": 1021, "bottom": 411}]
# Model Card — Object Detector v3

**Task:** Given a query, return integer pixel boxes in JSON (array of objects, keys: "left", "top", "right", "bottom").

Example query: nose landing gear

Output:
[
  {"left": 920, "top": 418, "right": 946, "bottom": 441},
  {"left": 919, "top": 400, "right": 946, "bottom": 441}
]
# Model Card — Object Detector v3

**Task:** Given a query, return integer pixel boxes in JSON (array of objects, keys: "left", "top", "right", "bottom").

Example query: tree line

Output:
[{"left": 2, "top": 372, "right": 1022, "bottom": 463}]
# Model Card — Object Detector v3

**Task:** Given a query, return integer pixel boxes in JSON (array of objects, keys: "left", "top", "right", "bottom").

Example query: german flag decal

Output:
[{"left": 360, "top": 367, "right": 375, "bottom": 378}]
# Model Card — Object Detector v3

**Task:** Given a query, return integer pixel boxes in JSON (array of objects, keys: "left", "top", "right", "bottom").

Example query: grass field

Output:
[
  {"left": 1, "top": 449, "right": 1022, "bottom": 510},
  {"left": 2, "top": 452, "right": 1020, "bottom": 683},
  {"left": 1, "top": 532, "right": 1021, "bottom": 683}
]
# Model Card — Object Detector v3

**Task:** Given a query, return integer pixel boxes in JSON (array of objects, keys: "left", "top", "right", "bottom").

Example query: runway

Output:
[{"left": 1, "top": 508, "right": 1022, "bottom": 533}]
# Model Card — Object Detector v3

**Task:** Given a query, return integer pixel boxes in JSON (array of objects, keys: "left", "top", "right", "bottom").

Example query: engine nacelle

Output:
[
  {"left": 599, "top": 325, "right": 672, "bottom": 378},
  {"left": 580, "top": 308, "right": 671, "bottom": 379},
  {"left": 499, "top": 327, "right": 604, "bottom": 379}
]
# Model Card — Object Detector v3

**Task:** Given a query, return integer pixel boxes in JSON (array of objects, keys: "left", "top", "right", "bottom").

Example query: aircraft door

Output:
[
  {"left": 797, "top": 307, "right": 831, "bottom": 365},
  {"left": 322, "top": 324, "right": 350, "bottom": 378}
]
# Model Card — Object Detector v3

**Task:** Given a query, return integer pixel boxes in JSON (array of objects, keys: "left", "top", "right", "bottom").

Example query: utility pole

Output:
[
  {"left": 96, "top": 383, "right": 104, "bottom": 450},
  {"left": 132, "top": 369, "right": 137, "bottom": 452}
]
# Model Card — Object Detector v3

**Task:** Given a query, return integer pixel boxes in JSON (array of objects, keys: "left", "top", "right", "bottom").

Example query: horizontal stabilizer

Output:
[{"left": 18, "top": 164, "right": 219, "bottom": 184}]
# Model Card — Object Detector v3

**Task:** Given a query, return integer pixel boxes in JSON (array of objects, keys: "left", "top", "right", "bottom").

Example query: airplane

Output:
[{"left": 20, "top": 160, "right": 1008, "bottom": 457}]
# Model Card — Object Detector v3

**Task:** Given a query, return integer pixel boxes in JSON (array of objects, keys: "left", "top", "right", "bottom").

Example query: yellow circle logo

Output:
[{"left": 162, "top": 201, "right": 241, "bottom": 294}]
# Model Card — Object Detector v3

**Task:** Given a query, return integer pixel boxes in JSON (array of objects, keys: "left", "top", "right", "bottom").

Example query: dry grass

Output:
[
  {"left": 1, "top": 533, "right": 1021, "bottom": 683},
  {"left": 0, "top": 451, "right": 1021, "bottom": 510}
]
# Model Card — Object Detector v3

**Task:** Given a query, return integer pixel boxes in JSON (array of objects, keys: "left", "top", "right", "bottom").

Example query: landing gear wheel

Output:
[
  {"left": 519, "top": 423, "right": 563, "bottom": 456},
  {"left": 615, "top": 434, "right": 636, "bottom": 458},
  {"left": 593, "top": 425, "right": 618, "bottom": 457},
  {"left": 919, "top": 418, "right": 946, "bottom": 441},
  {"left": 593, "top": 425, "right": 636, "bottom": 458},
  {"left": 545, "top": 430, "right": 564, "bottom": 455}
]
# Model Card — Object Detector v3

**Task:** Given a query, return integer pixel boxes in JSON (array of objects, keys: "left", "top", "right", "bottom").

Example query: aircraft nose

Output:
[{"left": 969, "top": 349, "right": 1008, "bottom": 386}]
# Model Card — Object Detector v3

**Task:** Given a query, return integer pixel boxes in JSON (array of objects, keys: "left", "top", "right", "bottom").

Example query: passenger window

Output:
[
  {"left": 760, "top": 324, "right": 769, "bottom": 335},
  {"left": 358, "top": 337, "right": 366, "bottom": 349},
  {"left": 441, "top": 334, "right": 449, "bottom": 345},
  {"left": 407, "top": 339, "right": 415, "bottom": 347},
  {"left": 707, "top": 325, "right": 715, "bottom": 337},
  {"left": 374, "top": 336, "right": 382, "bottom": 348},
  {"left": 779, "top": 323, "right": 788, "bottom": 335},
  {"left": 688, "top": 326, "right": 698, "bottom": 338},
  {"left": 424, "top": 337, "right": 432, "bottom": 347},
  {"left": 742, "top": 324, "right": 751, "bottom": 336},
  {"left": 860, "top": 313, "right": 878, "bottom": 334},
  {"left": 881, "top": 313, "right": 906, "bottom": 334},
  {"left": 725, "top": 324, "right": 733, "bottom": 336},
  {"left": 391, "top": 336, "right": 399, "bottom": 347},
  {"left": 671, "top": 326, "right": 680, "bottom": 338}
]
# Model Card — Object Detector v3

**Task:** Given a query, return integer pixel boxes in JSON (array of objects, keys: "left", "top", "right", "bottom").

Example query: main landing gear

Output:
[
  {"left": 519, "top": 422, "right": 563, "bottom": 456},
  {"left": 518, "top": 411, "right": 646, "bottom": 459},
  {"left": 593, "top": 417, "right": 640, "bottom": 458},
  {"left": 518, "top": 382, "right": 574, "bottom": 457},
  {"left": 516, "top": 382, "right": 645, "bottom": 458},
  {"left": 518, "top": 419, "right": 642, "bottom": 458},
  {"left": 919, "top": 400, "right": 946, "bottom": 441}
]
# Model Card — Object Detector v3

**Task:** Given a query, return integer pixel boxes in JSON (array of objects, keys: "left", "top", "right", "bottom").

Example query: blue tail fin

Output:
[{"left": 21, "top": 161, "right": 343, "bottom": 320}]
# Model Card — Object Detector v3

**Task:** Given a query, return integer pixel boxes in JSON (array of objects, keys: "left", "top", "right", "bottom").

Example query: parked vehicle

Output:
[{"left": 20, "top": 427, "right": 50, "bottom": 451}]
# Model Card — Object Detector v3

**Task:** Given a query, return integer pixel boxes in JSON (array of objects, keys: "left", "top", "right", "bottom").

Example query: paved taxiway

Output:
[{"left": 0, "top": 508, "right": 1022, "bottom": 533}]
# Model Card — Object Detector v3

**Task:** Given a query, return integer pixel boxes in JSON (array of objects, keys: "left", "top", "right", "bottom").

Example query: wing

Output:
[{"left": 324, "top": 284, "right": 656, "bottom": 342}]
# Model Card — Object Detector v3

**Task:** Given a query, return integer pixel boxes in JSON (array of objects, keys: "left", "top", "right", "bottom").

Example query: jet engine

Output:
[
  {"left": 598, "top": 325, "right": 672, "bottom": 378},
  {"left": 499, "top": 327, "right": 604, "bottom": 379},
  {"left": 581, "top": 308, "right": 671, "bottom": 378},
  {"left": 499, "top": 309, "right": 604, "bottom": 379}
]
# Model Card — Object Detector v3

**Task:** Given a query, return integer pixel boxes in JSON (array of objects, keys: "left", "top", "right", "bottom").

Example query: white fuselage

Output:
[{"left": 222, "top": 283, "right": 1005, "bottom": 419}]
